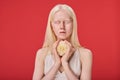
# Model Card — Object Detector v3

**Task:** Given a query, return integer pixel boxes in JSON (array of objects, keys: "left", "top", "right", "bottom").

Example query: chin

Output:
[{"left": 58, "top": 36, "right": 69, "bottom": 40}]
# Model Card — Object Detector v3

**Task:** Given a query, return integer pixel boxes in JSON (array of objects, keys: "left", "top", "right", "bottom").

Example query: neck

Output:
[{"left": 57, "top": 38, "right": 70, "bottom": 42}]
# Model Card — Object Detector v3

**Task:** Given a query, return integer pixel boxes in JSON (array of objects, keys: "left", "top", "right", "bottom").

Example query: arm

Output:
[
  {"left": 32, "top": 48, "right": 61, "bottom": 80},
  {"left": 62, "top": 61, "right": 79, "bottom": 80},
  {"left": 32, "top": 49, "right": 45, "bottom": 80},
  {"left": 42, "top": 40, "right": 62, "bottom": 80},
  {"left": 61, "top": 40, "right": 79, "bottom": 80},
  {"left": 33, "top": 40, "right": 61, "bottom": 80},
  {"left": 80, "top": 48, "right": 93, "bottom": 80},
  {"left": 42, "top": 62, "right": 60, "bottom": 80}
]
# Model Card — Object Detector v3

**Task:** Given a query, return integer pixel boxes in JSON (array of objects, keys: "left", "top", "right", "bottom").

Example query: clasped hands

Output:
[{"left": 52, "top": 39, "right": 75, "bottom": 68}]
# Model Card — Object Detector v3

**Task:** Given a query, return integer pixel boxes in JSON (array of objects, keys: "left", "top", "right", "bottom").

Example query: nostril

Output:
[{"left": 60, "top": 26, "right": 65, "bottom": 29}]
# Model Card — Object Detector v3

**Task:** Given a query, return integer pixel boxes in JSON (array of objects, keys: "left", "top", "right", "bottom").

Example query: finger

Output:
[
  {"left": 54, "top": 42, "right": 59, "bottom": 51},
  {"left": 56, "top": 39, "right": 61, "bottom": 45},
  {"left": 72, "top": 47, "right": 75, "bottom": 52},
  {"left": 53, "top": 41, "right": 59, "bottom": 50},
  {"left": 64, "top": 40, "right": 72, "bottom": 47}
]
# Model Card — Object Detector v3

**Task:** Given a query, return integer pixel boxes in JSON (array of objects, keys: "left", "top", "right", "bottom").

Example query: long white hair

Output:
[{"left": 42, "top": 4, "right": 82, "bottom": 48}]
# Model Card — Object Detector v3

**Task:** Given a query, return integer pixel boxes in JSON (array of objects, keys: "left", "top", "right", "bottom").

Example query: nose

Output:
[{"left": 60, "top": 21, "right": 65, "bottom": 29}]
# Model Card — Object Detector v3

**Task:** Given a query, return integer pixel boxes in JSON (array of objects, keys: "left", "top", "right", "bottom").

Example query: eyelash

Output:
[{"left": 53, "top": 20, "right": 72, "bottom": 24}]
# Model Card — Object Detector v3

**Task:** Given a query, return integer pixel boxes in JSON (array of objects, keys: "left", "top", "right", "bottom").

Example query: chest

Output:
[{"left": 44, "top": 50, "right": 81, "bottom": 79}]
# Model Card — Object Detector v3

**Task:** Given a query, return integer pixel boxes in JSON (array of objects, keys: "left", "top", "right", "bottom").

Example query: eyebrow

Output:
[{"left": 53, "top": 18, "right": 72, "bottom": 21}]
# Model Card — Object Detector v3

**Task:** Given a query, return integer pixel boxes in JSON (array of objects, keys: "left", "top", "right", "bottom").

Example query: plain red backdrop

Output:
[{"left": 0, "top": 0, "right": 119, "bottom": 80}]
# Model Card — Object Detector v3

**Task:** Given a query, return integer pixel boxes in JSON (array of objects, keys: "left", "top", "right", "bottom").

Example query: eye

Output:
[
  {"left": 64, "top": 20, "right": 72, "bottom": 24},
  {"left": 53, "top": 20, "right": 61, "bottom": 24}
]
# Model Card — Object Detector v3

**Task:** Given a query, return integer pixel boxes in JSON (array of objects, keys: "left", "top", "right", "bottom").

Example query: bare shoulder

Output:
[
  {"left": 77, "top": 47, "right": 92, "bottom": 80},
  {"left": 36, "top": 47, "right": 49, "bottom": 60},
  {"left": 33, "top": 48, "right": 49, "bottom": 80},
  {"left": 78, "top": 47, "right": 93, "bottom": 60}
]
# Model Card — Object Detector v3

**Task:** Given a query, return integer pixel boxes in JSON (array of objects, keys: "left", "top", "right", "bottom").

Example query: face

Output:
[{"left": 51, "top": 9, "right": 73, "bottom": 40}]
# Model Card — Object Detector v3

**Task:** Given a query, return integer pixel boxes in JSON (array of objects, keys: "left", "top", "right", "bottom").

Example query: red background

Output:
[{"left": 0, "top": 0, "right": 119, "bottom": 80}]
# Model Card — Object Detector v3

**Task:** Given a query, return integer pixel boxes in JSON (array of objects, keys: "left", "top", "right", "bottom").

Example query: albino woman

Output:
[{"left": 33, "top": 4, "right": 92, "bottom": 80}]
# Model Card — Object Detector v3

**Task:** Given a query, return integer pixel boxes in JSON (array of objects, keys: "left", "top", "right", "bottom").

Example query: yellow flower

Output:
[{"left": 57, "top": 41, "right": 68, "bottom": 56}]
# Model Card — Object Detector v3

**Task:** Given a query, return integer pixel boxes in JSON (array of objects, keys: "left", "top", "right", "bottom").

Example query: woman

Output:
[{"left": 33, "top": 4, "right": 92, "bottom": 80}]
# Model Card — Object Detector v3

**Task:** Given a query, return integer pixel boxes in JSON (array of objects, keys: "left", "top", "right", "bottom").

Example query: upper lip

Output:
[{"left": 59, "top": 31, "right": 66, "bottom": 33}]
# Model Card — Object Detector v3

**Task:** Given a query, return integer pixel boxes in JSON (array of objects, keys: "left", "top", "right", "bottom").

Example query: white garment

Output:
[{"left": 44, "top": 49, "right": 81, "bottom": 80}]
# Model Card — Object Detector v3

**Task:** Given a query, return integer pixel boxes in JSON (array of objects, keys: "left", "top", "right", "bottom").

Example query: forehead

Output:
[{"left": 53, "top": 9, "right": 71, "bottom": 20}]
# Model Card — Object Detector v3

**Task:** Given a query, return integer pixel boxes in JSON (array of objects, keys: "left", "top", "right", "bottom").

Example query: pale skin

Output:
[{"left": 32, "top": 9, "right": 92, "bottom": 80}]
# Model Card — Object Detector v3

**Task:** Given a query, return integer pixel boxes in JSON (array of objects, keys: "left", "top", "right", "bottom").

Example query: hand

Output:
[
  {"left": 52, "top": 39, "right": 61, "bottom": 66},
  {"left": 61, "top": 40, "right": 75, "bottom": 63}
]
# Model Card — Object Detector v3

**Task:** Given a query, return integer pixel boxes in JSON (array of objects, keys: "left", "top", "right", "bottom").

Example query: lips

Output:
[
  {"left": 60, "top": 32, "right": 65, "bottom": 33},
  {"left": 59, "top": 31, "right": 66, "bottom": 33}
]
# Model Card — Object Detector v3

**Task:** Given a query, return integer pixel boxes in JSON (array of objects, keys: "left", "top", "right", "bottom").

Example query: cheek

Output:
[
  {"left": 66, "top": 25, "right": 73, "bottom": 34},
  {"left": 52, "top": 26, "right": 59, "bottom": 35}
]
